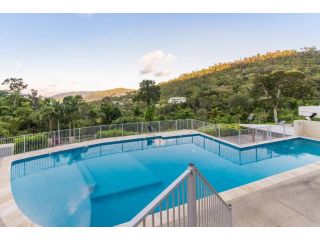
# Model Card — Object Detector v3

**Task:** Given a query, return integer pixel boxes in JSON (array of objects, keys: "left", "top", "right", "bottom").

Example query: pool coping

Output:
[{"left": 0, "top": 130, "right": 318, "bottom": 227}]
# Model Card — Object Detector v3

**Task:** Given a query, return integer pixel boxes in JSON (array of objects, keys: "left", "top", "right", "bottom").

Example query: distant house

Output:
[{"left": 168, "top": 97, "right": 186, "bottom": 104}]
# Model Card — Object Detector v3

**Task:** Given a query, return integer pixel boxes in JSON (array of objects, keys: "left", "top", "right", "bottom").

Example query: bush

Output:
[
  {"left": 14, "top": 133, "right": 48, "bottom": 153},
  {"left": 97, "top": 129, "right": 137, "bottom": 138},
  {"left": 198, "top": 123, "right": 243, "bottom": 137}
]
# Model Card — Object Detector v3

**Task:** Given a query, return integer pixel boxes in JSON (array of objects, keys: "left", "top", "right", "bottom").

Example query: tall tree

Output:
[
  {"left": 100, "top": 97, "right": 122, "bottom": 124},
  {"left": 2, "top": 78, "right": 28, "bottom": 108},
  {"left": 135, "top": 80, "right": 160, "bottom": 106},
  {"left": 62, "top": 95, "right": 85, "bottom": 129},
  {"left": 40, "top": 98, "right": 60, "bottom": 131},
  {"left": 251, "top": 70, "right": 307, "bottom": 123}
]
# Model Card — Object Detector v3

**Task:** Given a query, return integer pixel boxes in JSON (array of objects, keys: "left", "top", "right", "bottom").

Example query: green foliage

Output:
[
  {"left": 2, "top": 48, "right": 320, "bottom": 138},
  {"left": 135, "top": 80, "right": 160, "bottom": 106},
  {"left": 144, "top": 105, "right": 156, "bottom": 121},
  {"left": 159, "top": 48, "right": 320, "bottom": 124},
  {"left": 100, "top": 98, "right": 122, "bottom": 124},
  {"left": 14, "top": 134, "right": 48, "bottom": 152},
  {"left": 97, "top": 129, "right": 137, "bottom": 138}
]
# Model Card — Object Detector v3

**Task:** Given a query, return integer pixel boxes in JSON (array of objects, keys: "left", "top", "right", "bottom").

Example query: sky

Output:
[{"left": 0, "top": 13, "right": 319, "bottom": 96}]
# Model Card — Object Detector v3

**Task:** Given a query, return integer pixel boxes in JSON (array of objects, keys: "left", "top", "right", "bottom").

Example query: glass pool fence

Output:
[{"left": 0, "top": 119, "right": 289, "bottom": 157}]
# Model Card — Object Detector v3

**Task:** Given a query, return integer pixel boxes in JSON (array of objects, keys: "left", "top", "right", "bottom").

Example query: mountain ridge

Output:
[{"left": 51, "top": 88, "right": 135, "bottom": 101}]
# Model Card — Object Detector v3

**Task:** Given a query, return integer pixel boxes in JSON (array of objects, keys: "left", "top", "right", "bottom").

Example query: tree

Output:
[
  {"left": 2, "top": 78, "right": 28, "bottom": 108},
  {"left": 251, "top": 70, "right": 306, "bottom": 123},
  {"left": 40, "top": 98, "right": 60, "bottom": 131},
  {"left": 14, "top": 101, "right": 41, "bottom": 131},
  {"left": 136, "top": 80, "right": 160, "bottom": 106},
  {"left": 144, "top": 105, "right": 155, "bottom": 121},
  {"left": 100, "top": 98, "right": 122, "bottom": 124},
  {"left": 29, "top": 89, "right": 41, "bottom": 110},
  {"left": 62, "top": 95, "right": 85, "bottom": 129},
  {"left": 89, "top": 106, "right": 105, "bottom": 125}
]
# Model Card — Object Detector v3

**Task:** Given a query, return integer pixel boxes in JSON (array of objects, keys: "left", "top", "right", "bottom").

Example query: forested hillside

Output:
[
  {"left": 159, "top": 47, "right": 320, "bottom": 123},
  {"left": 0, "top": 47, "right": 319, "bottom": 138}
]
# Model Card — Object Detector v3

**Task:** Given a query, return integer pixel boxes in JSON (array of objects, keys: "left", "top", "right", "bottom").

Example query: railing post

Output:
[
  {"left": 79, "top": 128, "right": 81, "bottom": 142},
  {"left": 122, "top": 124, "right": 124, "bottom": 136},
  {"left": 176, "top": 120, "right": 178, "bottom": 131},
  {"left": 99, "top": 125, "right": 102, "bottom": 139},
  {"left": 218, "top": 125, "right": 221, "bottom": 138},
  {"left": 283, "top": 125, "right": 286, "bottom": 137},
  {"left": 158, "top": 121, "right": 161, "bottom": 132},
  {"left": 269, "top": 126, "right": 272, "bottom": 140},
  {"left": 238, "top": 129, "right": 241, "bottom": 145},
  {"left": 187, "top": 163, "right": 197, "bottom": 227},
  {"left": 23, "top": 135, "right": 26, "bottom": 153},
  {"left": 141, "top": 122, "right": 144, "bottom": 134},
  {"left": 191, "top": 119, "right": 194, "bottom": 130}
]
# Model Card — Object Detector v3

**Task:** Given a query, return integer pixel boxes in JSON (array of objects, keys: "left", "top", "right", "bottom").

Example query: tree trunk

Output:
[{"left": 273, "top": 107, "right": 278, "bottom": 124}]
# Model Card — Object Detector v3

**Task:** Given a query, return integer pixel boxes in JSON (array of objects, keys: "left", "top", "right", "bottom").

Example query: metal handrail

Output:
[
  {"left": 125, "top": 164, "right": 232, "bottom": 227},
  {"left": 127, "top": 167, "right": 192, "bottom": 227}
]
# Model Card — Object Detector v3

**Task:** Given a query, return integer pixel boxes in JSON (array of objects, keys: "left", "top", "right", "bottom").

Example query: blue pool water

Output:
[{"left": 10, "top": 134, "right": 320, "bottom": 226}]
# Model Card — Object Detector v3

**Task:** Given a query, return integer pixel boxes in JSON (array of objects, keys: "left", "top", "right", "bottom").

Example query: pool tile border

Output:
[{"left": 0, "top": 130, "right": 319, "bottom": 227}]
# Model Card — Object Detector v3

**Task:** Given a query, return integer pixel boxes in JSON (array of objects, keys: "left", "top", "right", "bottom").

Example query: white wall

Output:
[{"left": 294, "top": 120, "right": 320, "bottom": 139}]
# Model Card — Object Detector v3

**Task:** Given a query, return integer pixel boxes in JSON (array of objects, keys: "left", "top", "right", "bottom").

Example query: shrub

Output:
[
  {"left": 97, "top": 129, "right": 137, "bottom": 138},
  {"left": 14, "top": 133, "right": 48, "bottom": 153}
]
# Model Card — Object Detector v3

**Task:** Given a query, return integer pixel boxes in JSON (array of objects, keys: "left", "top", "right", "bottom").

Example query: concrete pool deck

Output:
[
  {"left": 230, "top": 168, "right": 320, "bottom": 226},
  {"left": 0, "top": 130, "right": 319, "bottom": 227}
]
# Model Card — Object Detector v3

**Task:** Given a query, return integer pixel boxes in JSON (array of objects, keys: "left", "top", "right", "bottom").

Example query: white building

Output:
[{"left": 168, "top": 97, "right": 186, "bottom": 104}]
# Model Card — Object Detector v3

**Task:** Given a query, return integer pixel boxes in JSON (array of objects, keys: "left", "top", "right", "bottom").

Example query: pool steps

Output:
[{"left": 75, "top": 161, "right": 97, "bottom": 194}]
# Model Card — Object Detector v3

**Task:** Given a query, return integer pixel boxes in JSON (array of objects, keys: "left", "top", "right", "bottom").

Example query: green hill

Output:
[{"left": 158, "top": 48, "right": 320, "bottom": 123}]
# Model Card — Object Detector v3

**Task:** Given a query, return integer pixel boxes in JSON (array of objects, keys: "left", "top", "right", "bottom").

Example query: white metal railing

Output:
[
  {"left": 125, "top": 164, "right": 232, "bottom": 227},
  {"left": 0, "top": 119, "right": 194, "bottom": 157},
  {"left": 0, "top": 119, "right": 290, "bottom": 158}
]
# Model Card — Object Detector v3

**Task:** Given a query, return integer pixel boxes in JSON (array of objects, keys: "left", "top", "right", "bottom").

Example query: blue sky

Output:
[{"left": 0, "top": 13, "right": 319, "bottom": 96}]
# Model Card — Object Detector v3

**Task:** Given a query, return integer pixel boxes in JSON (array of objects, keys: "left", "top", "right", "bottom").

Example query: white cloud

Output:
[{"left": 139, "top": 50, "right": 177, "bottom": 77}]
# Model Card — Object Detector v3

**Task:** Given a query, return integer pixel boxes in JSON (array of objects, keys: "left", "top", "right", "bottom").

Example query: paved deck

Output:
[{"left": 230, "top": 169, "right": 320, "bottom": 227}]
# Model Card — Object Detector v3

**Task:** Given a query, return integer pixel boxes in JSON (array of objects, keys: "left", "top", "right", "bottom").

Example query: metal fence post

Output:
[
  {"left": 238, "top": 129, "right": 241, "bottom": 145},
  {"left": 79, "top": 128, "right": 81, "bottom": 142},
  {"left": 53, "top": 131, "right": 56, "bottom": 147},
  {"left": 122, "top": 124, "right": 124, "bottom": 136},
  {"left": 254, "top": 128, "right": 257, "bottom": 143},
  {"left": 218, "top": 125, "right": 221, "bottom": 138},
  {"left": 187, "top": 163, "right": 197, "bottom": 227},
  {"left": 192, "top": 119, "right": 194, "bottom": 130},
  {"left": 23, "top": 135, "right": 26, "bottom": 153},
  {"left": 158, "top": 121, "right": 161, "bottom": 132},
  {"left": 141, "top": 122, "right": 144, "bottom": 134},
  {"left": 283, "top": 125, "right": 286, "bottom": 137},
  {"left": 176, "top": 120, "right": 178, "bottom": 131},
  {"left": 99, "top": 125, "right": 102, "bottom": 139}
]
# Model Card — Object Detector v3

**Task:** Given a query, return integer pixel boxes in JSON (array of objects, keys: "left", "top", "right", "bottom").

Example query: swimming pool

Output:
[{"left": 10, "top": 134, "right": 320, "bottom": 226}]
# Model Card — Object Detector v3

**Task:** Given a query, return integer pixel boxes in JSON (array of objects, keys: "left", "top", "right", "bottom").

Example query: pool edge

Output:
[{"left": 0, "top": 130, "right": 198, "bottom": 227}]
